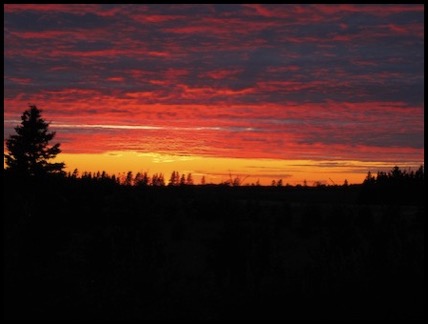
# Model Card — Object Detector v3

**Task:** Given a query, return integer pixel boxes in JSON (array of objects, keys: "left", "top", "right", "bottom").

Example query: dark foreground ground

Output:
[{"left": 4, "top": 178, "right": 425, "bottom": 320}]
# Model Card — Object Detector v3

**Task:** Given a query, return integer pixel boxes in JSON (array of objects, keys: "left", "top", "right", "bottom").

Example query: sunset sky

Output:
[{"left": 4, "top": 4, "right": 424, "bottom": 185}]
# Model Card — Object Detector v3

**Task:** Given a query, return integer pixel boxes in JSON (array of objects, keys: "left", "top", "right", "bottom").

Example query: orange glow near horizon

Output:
[
  {"left": 53, "top": 151, "right": 420, "bottom": 186},
  {"left": 4, "top": 5, "right": 424, "bottom": 183}
]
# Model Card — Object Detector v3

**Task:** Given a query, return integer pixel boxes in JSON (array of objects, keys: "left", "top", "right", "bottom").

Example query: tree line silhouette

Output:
[
  {"left": 359, "top": 165, "right": 424, "bottom": 204},
  {"left": 5, "top": 105, "right": 424, "bottom": 194},
  {"left": 3, "top": 105, "right": 425, "bottom": 320}
]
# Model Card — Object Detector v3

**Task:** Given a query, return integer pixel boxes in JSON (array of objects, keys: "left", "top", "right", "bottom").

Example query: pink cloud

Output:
[
  {"left": 6, "top": 77, "right": 32, "bottom": 85},
  {"left": 201, "top": 69, "right": 243, "bottom": 80},
  {"left": 4, "top": 4, "right": 123, "bottom": 16},
  {"left": 316, "top": 4, "right": 423, "bottom": 16},
  {"left": 4, "top": 4, "right": 423, "bottom": 170}
]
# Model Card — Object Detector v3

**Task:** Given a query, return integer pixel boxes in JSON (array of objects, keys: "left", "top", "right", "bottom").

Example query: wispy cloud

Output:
[{"left": 4, "top": 4, "right": 424, "bottom": 167}]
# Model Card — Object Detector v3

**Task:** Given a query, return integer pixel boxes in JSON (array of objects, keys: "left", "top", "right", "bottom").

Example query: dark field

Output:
[{"left": 4, "top": 177, "right": 424, "bottom": 320}]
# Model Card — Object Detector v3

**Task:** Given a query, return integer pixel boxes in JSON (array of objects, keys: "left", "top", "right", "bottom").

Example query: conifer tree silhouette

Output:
[{"left": 5, "top": 105, "right": 65, "bottom": 176}]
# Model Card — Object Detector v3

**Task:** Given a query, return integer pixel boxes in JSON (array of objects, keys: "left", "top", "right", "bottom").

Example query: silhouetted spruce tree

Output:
[
  {"left": 5, "top": 105, "right": 65, "bottom": 176},
  {"left": 168, "top": 171, "right": 180, "bottom": 186},
  {"left": 125, "top": 171, "right": 133, "bottom": 186},
  {"left": 71, "top": 168, "right": 79, "bottom": 178},
  {"left": 186, "top": 173, "right": 193, "bottom": 185},
  {"left": 134, "top": 172, "right": 143, "bottom": 185},
  {"left": 180, "top": 173, "right": 186, "bottom": 186},
  {"left": 134, "top": 172, "right": 150, "bottom": 186},
  {"left": 142, "top": 172, "right": 150, "bottom": 186},
  {"left": 152, "top": 173, "right": 165, "bottom": 186}
]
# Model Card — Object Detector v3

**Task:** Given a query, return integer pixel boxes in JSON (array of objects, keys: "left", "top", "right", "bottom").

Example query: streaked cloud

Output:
[{"left": 3, "top": 4, "right": 424, "bottom": 180}]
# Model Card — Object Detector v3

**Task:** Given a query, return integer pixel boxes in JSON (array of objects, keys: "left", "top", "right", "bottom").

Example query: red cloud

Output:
[
  {"left": 4, "top": 4, "right": 122, "bottom": 16},
  {"left": 4, "top": 4, "right": 423, "bottom": 171},
  {"left": 202, "top": 69, "right": 243, "bottom": 80}
]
